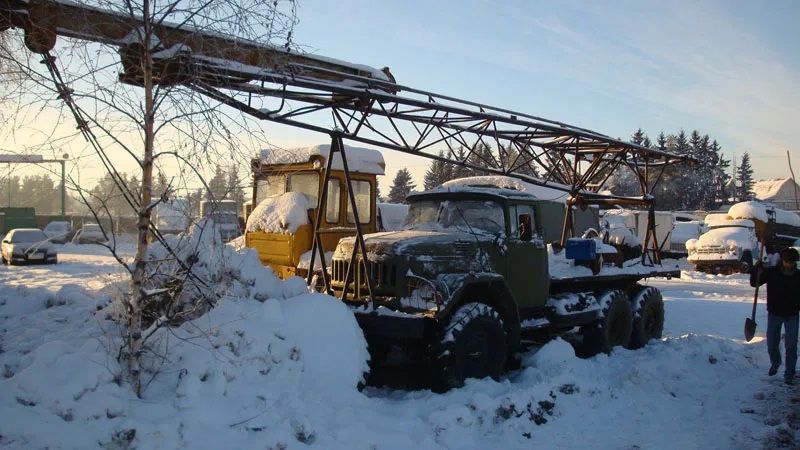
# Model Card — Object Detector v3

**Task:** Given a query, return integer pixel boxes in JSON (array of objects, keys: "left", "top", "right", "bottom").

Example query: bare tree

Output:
[{"left": 0, "top": 0, "right": 297, "bottom": 396}]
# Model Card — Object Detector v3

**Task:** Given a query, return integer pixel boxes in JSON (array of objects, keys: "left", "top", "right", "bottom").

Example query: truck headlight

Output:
[{"left": 406, "top": 274, "right": 444, "bottom": 306}]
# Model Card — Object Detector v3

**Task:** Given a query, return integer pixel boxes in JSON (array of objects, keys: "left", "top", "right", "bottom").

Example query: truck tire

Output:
[
  {"left": 582, "top": 290, "right": 632, "bottom": 355},
  {"left": 629, "top": 286, "right": 664, "bottom": 349},
  {"left": 431, "top": 302, "right": 506, "bottom": 392}
]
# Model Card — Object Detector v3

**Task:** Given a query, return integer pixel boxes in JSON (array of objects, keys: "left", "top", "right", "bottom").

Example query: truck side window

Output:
[
  {"left": 511, "top": 204, "right": 536, "bottom": 241},
  {"left": 346, "top": 180, "right": 372, "bottom": 224},
  {"left": 256, "top": 175, "right": 284, "bottom": 203},
  {"left": 326, "top": 179, "right": 340, "bottom": 223}
]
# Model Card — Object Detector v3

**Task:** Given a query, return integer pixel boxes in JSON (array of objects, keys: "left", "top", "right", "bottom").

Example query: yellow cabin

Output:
[{"left": 245, "top": 144, "right": 385, "bottom": 279}]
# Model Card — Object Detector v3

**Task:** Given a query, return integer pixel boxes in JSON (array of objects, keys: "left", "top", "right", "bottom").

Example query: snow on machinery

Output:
[
  {"left": 244, "top": 144, "right": 388, "bottom": 279},
  {"left": 686, "top": 201, "right": 800, "bottom": 274},
  {"left": 330, "top": 184, "right": 680, "bottom": 390},
  {"left": 3, "top": 0, "right": 694, "bottom": 388}
]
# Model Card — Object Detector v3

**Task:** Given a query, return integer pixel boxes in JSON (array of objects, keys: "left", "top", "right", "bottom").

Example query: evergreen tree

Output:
[
  {"left": 225, "top": 168, "right": 246, "bottom": 206},
  {"left": 466, "top": 143, "right": 496, "bottom": 176},
  {"left": 423, "top": 151, "right": 453, "bottom": 190},
  {"left": 656, "top": 132, "right": 667, "bottom": 152},
  {"left": 736, "top": 152, "right": 755, "bottom": 201},
  {"left": 206, "top": 165, "right": 228, "bottom": 201},
  {"left": 387, "top": 168, "right": 415, "bottom": 204},
  {"left": 449, "top": 146, "right": 473, "bottom": 179},
  {"left": 710, "top": 140, "right": 731, "bottom": 205},
  {"left": 631, "top": 128, "right": 646, "bottom": 145}
]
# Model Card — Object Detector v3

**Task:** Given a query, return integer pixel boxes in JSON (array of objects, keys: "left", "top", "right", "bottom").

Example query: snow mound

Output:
[
  {"left": 728, "top": 201, "right": 800, "bottom": 227},
  {"left": 259, "top": 144, "right": 385, "bottom": 175},
  {"left": 0, "top": 251, "right": 369, "bottom": 448},
  {"left": 246, "top": 192, "right": 310, "bottom": 234}
]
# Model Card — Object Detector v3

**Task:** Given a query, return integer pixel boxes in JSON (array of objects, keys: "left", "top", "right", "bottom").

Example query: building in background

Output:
[{"left": 752, "top": 178, "right": 800, "bottom": 211}]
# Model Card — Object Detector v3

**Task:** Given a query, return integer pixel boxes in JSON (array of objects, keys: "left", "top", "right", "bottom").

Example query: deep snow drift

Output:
[{"left": 0, "top": 246, "right": 797, "bottom": 449}]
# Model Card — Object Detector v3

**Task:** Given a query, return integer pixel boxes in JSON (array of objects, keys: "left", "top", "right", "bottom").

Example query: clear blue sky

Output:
[{"left": 262, "top": 0, "right": 800, "bottom": 186}]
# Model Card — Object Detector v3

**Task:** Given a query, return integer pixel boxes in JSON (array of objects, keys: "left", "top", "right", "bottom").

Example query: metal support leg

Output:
[
  {"left": 306, "top": 136, "right": 336, "bottom": 295},
  {"left": 337, "top": 136, "right": 376, "bottom": 308}
]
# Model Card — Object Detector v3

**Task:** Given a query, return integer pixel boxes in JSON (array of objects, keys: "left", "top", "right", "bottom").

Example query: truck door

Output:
[{"left": 506, "top": 203, "right": 549, "bottom": 309}]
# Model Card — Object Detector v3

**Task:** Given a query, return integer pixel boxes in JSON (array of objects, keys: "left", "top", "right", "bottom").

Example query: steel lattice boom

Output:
[{"left": 1, "top": 0, "right": 693, "bottom": 265}]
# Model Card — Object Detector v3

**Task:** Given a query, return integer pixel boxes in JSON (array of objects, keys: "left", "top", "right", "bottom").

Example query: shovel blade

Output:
[{"left": 744, "top": 318, "right": 757, "bottom": 342}]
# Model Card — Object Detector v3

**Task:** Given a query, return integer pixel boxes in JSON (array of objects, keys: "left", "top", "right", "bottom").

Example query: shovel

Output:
[{"left": 744, "top": 241, "right": 766, "bottom": 342}]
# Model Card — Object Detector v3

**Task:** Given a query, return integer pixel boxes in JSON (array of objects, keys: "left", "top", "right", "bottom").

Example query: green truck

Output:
[{"left": 329, "top": 185, "right": 679, "bottom": 390}]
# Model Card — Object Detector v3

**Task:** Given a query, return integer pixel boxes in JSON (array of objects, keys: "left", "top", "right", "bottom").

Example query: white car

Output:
[
  {"left": 43, "top": 221, "right": 72, "bottom": 244},
  {"left": 72, "top": 223, "right": 106, "bottom": 244},
  {"left": 1, "top": 228, "right": 58, "bottom": 265},
  {"left": 686, "top": 219, "right": 758, "bottom": 274}
]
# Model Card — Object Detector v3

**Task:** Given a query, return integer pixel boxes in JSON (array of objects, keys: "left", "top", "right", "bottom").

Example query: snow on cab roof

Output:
[
  {"left": 259, "top": 144, "right": 385, "bottom": 175},
  {"left": 439, "top": 176, "right": 572, "bottom": 203},
  {"left": 707, "top": 218, "right": 754, "bottom": 228},
  {"left": 727, "top": 201, "right": 800, "bottom": 227}
]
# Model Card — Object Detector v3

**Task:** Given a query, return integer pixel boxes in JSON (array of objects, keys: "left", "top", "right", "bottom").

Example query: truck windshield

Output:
[
  {"left": 287, "top": 173, "right": 320, "bottom": 206},
  {"left": 708, "top": 224, "right": 751, "bottom": 230},
  {"left": 403, "top": 199, "right": 505, "bottom": 234}
]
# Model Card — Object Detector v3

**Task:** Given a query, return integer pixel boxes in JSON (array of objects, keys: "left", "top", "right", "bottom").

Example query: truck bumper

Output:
[{"left": 352, "top": 310, "right": 434, "bottom": 341}]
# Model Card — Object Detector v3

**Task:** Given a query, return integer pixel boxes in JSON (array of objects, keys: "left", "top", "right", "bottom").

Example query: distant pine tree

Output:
[
  {"left": 388, "top": 168, "right": 416, "bottom": 203},
  {"left": 631, "top": 128, "right": 646, "bottom": 145},
  {"left": 656, "top": 132, "right": 667, "bottom": 152},
  {"left": 449, "top": 146, "right": 473, "bottom": 179},
  {"left": 423, "top": 151, "right": 453, "bottom": 190},
  {"left": 736, "top": 152, "right": 755, "bottom": 201},
  {"left": 710, "top": 140, "right": 731, "bottom": 205}
]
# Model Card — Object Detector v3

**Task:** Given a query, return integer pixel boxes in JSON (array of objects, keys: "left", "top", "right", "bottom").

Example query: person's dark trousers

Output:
[{"left": 767, "top": 313, "right": 799, "bottom": 381}]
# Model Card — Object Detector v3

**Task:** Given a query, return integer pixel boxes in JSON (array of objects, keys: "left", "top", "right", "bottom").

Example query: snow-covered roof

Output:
[
  {"left": 707, "top": 219, "right": 754, "bottom": 229},
  {"left": 440, "top": 176, "right": 572, "bottom": 203},
  {"left": 727, "top": 201, "right": 800, "bottom": 227},
  {"left": 752, "top": 178, "right": 797, "bottom": 201},
  {"left": 259, "top": 144, "right": 385, "bottom": 175}
]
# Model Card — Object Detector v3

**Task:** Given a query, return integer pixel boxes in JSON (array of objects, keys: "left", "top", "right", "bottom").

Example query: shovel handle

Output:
[{"left": 751, "top": 240, "right": 767, "bottom": 321}]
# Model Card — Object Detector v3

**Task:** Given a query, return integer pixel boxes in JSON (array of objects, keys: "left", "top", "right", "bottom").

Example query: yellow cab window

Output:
[
  {"left": 346, "top": 180, "right": 371, "bottom": 224},
  {"left": 288, "top": 172, "right": 320, "bottom": 206},
  {"left": 326, "top": 178, "right": 340, "bottom": 223},
  {"left": 256, "top": 175, "right": 284, "bottom": 203}
]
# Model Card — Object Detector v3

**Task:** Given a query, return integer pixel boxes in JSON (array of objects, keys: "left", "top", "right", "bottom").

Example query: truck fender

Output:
[{"left": 436, "top": 273, "right": 521, "bottom": 352}]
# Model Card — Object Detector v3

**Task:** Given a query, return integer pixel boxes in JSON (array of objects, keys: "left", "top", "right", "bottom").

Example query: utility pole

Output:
[{"left": 788, "top": 150, "right": 799, "bottom": 211}]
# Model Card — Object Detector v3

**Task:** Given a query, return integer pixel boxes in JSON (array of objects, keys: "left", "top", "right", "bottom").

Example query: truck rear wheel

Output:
[
  {"left": 431, "top": 302, "right": 507, "bottom": 392},
  {"left": 629, "top": 286, "right": 664, "bottom": 349},
  {"left": 581, "top": 290, "right": 632, "bottom": 355}
]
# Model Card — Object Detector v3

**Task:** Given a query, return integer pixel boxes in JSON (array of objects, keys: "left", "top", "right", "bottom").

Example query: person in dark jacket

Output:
[{"left": 751, "top": 247, "right": 800, "bottom": 384}]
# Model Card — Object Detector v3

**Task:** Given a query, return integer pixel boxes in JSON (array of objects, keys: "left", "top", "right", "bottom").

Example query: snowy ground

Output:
[{"left": 1, "top": 246, "right": 798, "bottom": 449}]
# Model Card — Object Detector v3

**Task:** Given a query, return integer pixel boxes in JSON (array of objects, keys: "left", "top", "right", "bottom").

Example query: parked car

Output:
[
  {"left": 72, "top": 223, "right": 106, "bottom": 244},
  {"left": 1, "top": 228, "right": 58, "bottom": 265},
  {"left": 42, "top": 221, "right": 72, "bottom": 244}
]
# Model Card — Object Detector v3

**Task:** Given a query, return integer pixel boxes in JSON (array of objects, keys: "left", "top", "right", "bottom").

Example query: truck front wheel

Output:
[
  {"left": 431, "top": 302, "right": 507, "bottom": 392},
  {"left": 629, "top": 287, "right": 664, "bottom": 349}
]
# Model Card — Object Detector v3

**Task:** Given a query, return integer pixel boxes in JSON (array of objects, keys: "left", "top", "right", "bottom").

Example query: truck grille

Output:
[
  {"left": 330, "top": 259, "right": 396, "bottom": 287},
  {"left": 696, "top": 246, "right": 725, "bottom": 254}
]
